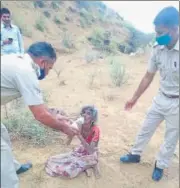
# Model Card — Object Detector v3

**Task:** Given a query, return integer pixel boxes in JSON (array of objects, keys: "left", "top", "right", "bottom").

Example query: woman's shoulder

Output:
[{"left": 91, "top": 125, "right": 100, "bottom": 132}]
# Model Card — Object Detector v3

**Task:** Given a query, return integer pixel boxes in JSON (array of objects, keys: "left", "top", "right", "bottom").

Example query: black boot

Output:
[{"left": 16, "top": 162, "right": 33, "bottom": 175}]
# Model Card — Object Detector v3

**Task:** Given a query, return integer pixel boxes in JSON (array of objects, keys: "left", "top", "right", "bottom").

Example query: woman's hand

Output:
[{"left": 77, "top": 134, "right": 83, "bottom": 140}]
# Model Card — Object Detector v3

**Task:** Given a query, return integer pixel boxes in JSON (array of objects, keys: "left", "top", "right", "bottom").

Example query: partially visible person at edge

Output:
[
  {"left": 1, "top": 42, "right": 79, "bottom": 188},
  {"left": 1, "top": 8, "right": 24, "bottom": 55},
  {"left": 120, "top": 6, "right": 179, "bottom": 182}
]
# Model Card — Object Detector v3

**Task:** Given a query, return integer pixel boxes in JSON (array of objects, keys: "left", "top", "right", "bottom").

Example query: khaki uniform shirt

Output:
[
  {"left": 148, "top": 40, "right": 179, "bottom": 96},
  {"left": 1, "top": 53, "right": 44, "bottom": 106}
]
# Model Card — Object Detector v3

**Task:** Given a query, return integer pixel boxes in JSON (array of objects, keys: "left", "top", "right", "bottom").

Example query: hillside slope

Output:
[{"left": 1, "top": 0, "right": 153, "bottom": 54}]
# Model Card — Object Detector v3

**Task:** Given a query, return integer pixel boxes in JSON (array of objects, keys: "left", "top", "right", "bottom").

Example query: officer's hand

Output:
[
  {"left": 61, "top": 120, "right": 80, "bottom": 137},
  {"left": 56, "top": 114, "right": 73, "bottom": 124},
  {"left": 124, "top": 97, "right": 138, "bottom": 111}
]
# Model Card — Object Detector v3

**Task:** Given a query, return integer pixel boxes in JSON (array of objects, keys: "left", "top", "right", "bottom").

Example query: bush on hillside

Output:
[
  {"left": 88, "top": 28, "right": 118, "bottom": 54},
  {"left": 61, "top": 32, "right": 75, "bottom": 49},
  {"left": 54, "top": 16, "right": 63, "bottom": 25},
  {"left": 84, "top": 51, "right": 98, "bottom": 63},
  {"left": 43, "top": 11, "right": 51, "bottom": 18},
  {"left": 35, "top": 18, "right": 46, "bottom": 32},
  {"left": 80, "top": 17, "right": 87, "bottom": 28},
  {"left": 79, "top": 8, "right": 93, "bottom": 27},
  {"left": 51, "top": 1, "right": 60, "bottom": 10},
  {"left": 33, "top": 0, "right": 45, "bottom": 8},
  {"left": 109, "top": 58, "right": 128, "bottom": 87},
  {"left": 123, "top": 21, "right": 154, "bottom": 52},
  {"left": 76, "top": 1, "right": 91, "bottom": 10},
  {"left": 76, "top": 1, "right": 107, "bottom": 11},
  {"left": 118, "top": 42, "right": 133, "bottom": 54}
]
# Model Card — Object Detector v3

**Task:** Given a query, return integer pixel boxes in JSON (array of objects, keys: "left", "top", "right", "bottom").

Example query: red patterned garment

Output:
[{"left": 45, "top": 126, "right": 100, "bottom": 179}]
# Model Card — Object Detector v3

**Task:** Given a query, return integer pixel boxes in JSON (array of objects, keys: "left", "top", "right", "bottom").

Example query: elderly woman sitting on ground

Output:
[{"left": 45, "top": 105, "right": 100, "bottom": 179}]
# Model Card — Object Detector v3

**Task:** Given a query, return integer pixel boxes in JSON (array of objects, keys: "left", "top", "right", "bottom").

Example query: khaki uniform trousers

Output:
[
  {"left": 131, "top": 93, "right": 179, "bottom": 169},
  {"left": 1, "top": 123, "right": 21, "bottom": 188}
]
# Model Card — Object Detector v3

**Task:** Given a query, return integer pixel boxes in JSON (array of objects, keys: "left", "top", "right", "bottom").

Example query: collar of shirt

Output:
[
  {"left": 1, "top": 23, "right": 13, "bottom": 29},
  {"left": 174, "top": 39, "right": 179, "bottom": 51},
  {"left": 23, "top": 54, "right": 41, "bottom": 78}
]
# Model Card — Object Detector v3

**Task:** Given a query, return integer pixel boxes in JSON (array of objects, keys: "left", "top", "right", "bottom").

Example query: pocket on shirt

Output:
[
  {"left": 172, "top": 69, "right": 179, "bottom": 83},
  {"left": 171, "top": 61, "right": 179, "bottom": 82},
  {"left": 158, "top": 64, "right": 167, "bottom": 80}
]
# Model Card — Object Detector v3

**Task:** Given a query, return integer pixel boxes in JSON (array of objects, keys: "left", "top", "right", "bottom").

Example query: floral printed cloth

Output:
[{"left": 45, "top": 145, "right": 98, "bottom": 179}]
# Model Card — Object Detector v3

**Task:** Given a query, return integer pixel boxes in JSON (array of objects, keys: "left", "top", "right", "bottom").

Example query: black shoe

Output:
[
  {"left": 120, "top": 154, "right": 141, "bottom": 163},
  {"left": 16, "top": 162, "right": 32, "bottom": 175},
  {"left": 152, "top": 162, "right": 164, "bottom": 181}
]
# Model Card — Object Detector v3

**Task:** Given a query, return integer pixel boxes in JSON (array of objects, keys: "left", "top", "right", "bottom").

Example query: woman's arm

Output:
[{"left": 77, "top": 135, "right": 98, "bottom": 154}]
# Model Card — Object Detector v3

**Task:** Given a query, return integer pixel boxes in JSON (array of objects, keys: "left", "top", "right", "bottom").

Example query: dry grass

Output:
[
  {"left": 109, "top": 58, "right": 129, "bottom": 87},
  {"left": 1, "top": 93, "right": 60, "bottom": 146},
  {"left": 61, "top": 32, "right": 76, "bottom": 49},
  {"left": 88, "top": 71, "right": 97, "bottom": 89}
]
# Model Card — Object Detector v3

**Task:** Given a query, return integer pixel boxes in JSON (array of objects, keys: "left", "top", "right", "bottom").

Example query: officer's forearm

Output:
[
  {"left": 29, "top": 104, "right": 67, "bottom": 131},
  {"left": 36, "top": 111, "right": 67, "bottom": 131},
  {"left": 132, "top": 71, "right": 155, "bottom": 100}
]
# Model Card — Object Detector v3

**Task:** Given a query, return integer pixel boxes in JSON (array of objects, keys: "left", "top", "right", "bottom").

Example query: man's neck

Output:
[{"left": 2, "top": 23, "right": 11, "bottom": 28}]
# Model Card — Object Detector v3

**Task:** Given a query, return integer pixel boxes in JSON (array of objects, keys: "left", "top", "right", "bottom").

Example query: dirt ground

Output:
[{"left": 11, "top": 52, "right": 179, "bottom": 188}]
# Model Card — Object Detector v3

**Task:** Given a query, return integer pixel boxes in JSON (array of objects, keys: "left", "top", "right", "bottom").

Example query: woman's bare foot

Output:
[
  {"left": 93, "top": 165, "right": 101, "bottom": 179},
  {"left": 66, "top": 136, "right": 73, "bottom": 145},
  {"left": 85, "top": 169, "right": 92, "bottom": 177}
]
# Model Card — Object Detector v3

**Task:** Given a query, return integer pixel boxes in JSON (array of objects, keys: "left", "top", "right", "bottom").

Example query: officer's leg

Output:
[
  {"left": 130, "top": 103, "right": 164, "bottom": 155},
  {"left": 1, "top": 123, "right": 21, "bottom": 170},
  {"left": 156, "top": 112, "right": 179, "bottom": 169},
  {"left": 1, "top": 123, "right": 32, "bottom": 174},
  {"left": 120, "top": 102, "right": 164, "bottom": 163},
  {"left": 1, "top": 124, "right": 19, "bottom": 188}
]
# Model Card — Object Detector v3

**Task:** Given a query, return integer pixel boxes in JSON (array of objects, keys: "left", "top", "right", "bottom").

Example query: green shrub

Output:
[
  {"left": 51, "top": 1, "right": 59, "bottom": 10},
  {"left": 43, "top": 11, "right": 51, "bottom": 18},
  {"left": 33, "top": 0, "right": 45, "bottom": 8},
  {"left": 89, "top": 28, "right": 104, "bottom": 47},
  {"left": 85, "top": 51, "right": 97, "bottom": 63},
  {"left": 53, "top": 16, "right": 63, "bottom": 25},
  {"left": 79, "top": 8, "right": 93, "bottom": 27},
  {"left": 2, "top": 109, "right": 47, "bottom": 145},
  {"left": 80, "top": 17, "right": 86, "bottom": 28},
  {"left": 1, "top": 93, "right": 56, "bottom": 146},
  {"left": 109, "top": 58, "right": 128, "bottom": 87},
  {"left": 123, "top": 21, "right": 154, "bottom": 52},
  {"left": 89, "top": 28, "right": 118, "bottom": 54},
  {"left": 61, "top": 32, "right": 75, "bottom": 49},
  {"left": 76, "top": 1, "right": 91, "bottom": 10},
  {"left": 35, "top": 18, "right": 45, "bottom": 32}
]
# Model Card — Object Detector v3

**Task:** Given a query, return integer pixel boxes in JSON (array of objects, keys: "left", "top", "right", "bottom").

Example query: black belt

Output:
[{"left": 162, "top": 92, "right": 179, "bottom": 99}]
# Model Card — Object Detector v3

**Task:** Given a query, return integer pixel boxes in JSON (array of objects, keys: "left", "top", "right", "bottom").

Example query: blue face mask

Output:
[
  {"left": 38, "top": 68, "right": 46, "bottom": 80},
  {"left": 156, "top": 34, "right": 172, "bottom": 46}
]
